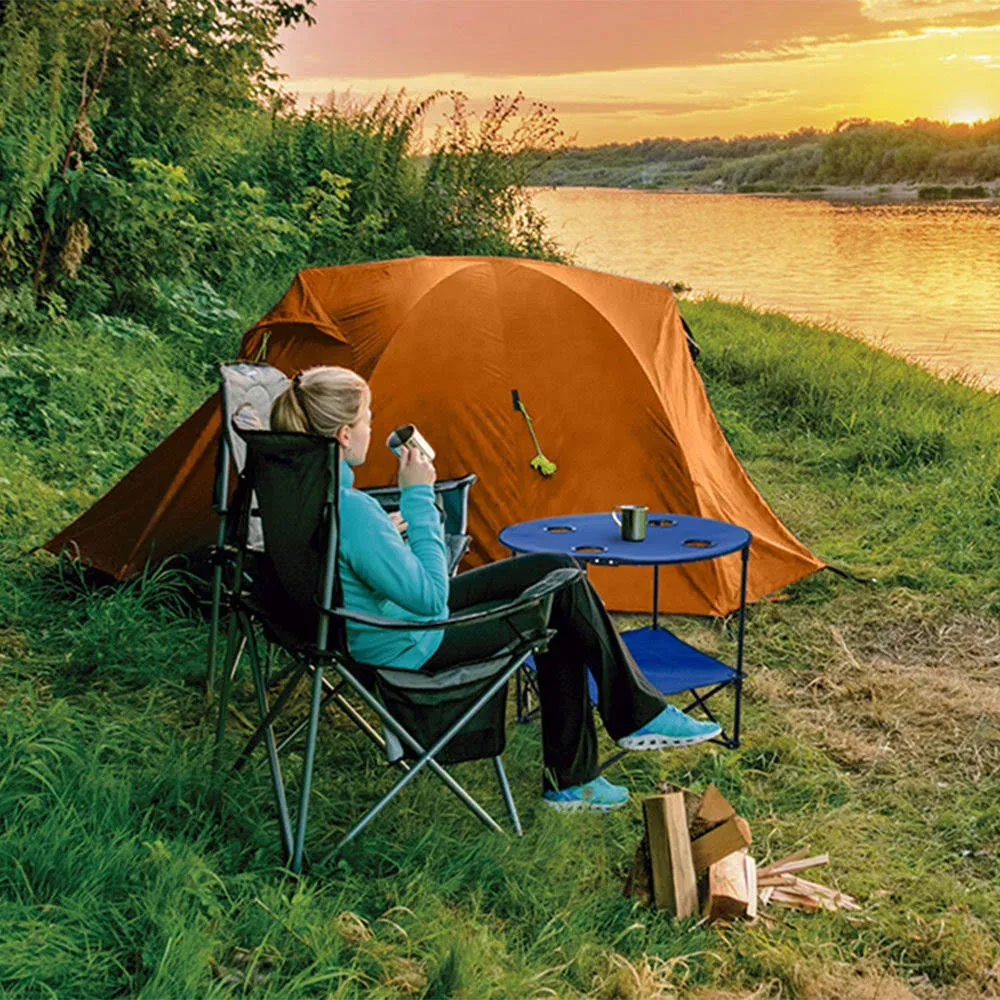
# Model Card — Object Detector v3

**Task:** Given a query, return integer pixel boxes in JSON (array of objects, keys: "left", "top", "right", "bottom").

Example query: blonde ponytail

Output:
[{"left": 271, "top": 366, "right": 370, "bottom": 438}]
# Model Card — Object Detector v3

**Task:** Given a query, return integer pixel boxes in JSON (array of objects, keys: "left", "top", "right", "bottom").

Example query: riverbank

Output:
[
  {"left": 2, "top": 291, "right": 998, "bottom": 997},
  {"left": 541, "top": 180, "right": 1000, "bottom": 204}
]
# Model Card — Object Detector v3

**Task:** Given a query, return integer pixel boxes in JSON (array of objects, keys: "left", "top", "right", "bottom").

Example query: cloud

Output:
[
  {"left": 862, "top": 1, "right": 1000, "bottom": 22},
  {"left": 275, "top": 0, "right": 1000, "bottom": 81},
  {"left": 276, "top": 0, "right": 874, "bottom": 79},
  {"left": 550, "top": 91, "right": 794, "bottom": 117}
]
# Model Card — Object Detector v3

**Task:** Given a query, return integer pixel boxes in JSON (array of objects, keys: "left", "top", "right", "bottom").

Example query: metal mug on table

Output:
[{"left": 612, "top": 504, "right": 648, "bottom": 542}]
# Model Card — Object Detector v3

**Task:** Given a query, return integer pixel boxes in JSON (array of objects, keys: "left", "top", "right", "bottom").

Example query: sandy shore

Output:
[
  {"left": 674, "top": 181, "right": 997, "bottom": 203},
  {"left": 779, "top": 183, "right": 920, "bottom": 202}
]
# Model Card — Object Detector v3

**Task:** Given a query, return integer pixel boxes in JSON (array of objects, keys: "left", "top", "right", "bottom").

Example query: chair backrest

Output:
[
  {"left": 220, "top": 361, "right": 290, "bottom": 448},
  {"left": 236, "top": 430, "right": 344, "bottom": 652},
  {"left": 219, "top": 362, "right": 291, "bottom": 552}
]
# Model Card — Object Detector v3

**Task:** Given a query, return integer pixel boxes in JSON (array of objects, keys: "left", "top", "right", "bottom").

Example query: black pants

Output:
[{"left": 423, "top": 553, "right": 665, "bottom": 790}]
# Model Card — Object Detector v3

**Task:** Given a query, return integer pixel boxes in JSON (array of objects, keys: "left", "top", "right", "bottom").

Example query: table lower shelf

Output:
[{"left": 586, "top": 625, "right": 738, "bottom": 702}]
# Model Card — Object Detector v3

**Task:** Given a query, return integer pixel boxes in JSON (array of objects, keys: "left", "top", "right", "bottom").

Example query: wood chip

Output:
[
  {"left": 745, "top": 855, "right": 758, "bottom": 921},
  {"left": 761, "top": 853, "right": 829, "bottom": 876},
  {"left": 793, "top": 876, "right": 856, "bottom": 907},
  {"left": 757, "top": 844, "right": 809, "bottom": 875},
  {"left": 757, "top": 846, "right": 811, "bottom": 876},
  {"left": 769, "top": 889, "right": 823, "bottom": 912},
  {"left": 757, "top": 873, "right": 796, "bottom": 888}
]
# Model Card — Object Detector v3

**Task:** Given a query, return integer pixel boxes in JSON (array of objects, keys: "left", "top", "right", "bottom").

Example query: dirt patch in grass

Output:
[
  {"left": 687, "top": 961, "right": 998, "bottom": 999},
  {"left": 750, "top": 612, "right": 1000, "bottom": 781}
]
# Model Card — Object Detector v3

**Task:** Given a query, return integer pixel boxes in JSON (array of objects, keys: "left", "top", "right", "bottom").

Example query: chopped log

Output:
[
  {"left": 757, "top": 846, "right": 811, "bottom": 876},
  {"left": 696, "top": 784, "right": 736, "bottom": 825},
  {"left": 689, "top": 815, "right": 752, "bottom": 872},
  {"left": 655, "top": 782, "right": 702, "bottom": 831},
  {"left": 704, "top": 849, "right": 749, "bottom": 921},
  {"left": 760, "top": 886, "right": 775, "bottom": 906},
  {"left": 745, "top": 854, "right": 758, "bottom": 920},
  {"left": 643, "top": 793, "right": 698, "bottom": 918},
  {"left": 623, "top": 838, "right": 652, "bottom": 905}
]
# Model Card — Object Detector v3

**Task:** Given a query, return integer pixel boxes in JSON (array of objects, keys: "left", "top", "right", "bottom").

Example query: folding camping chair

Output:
[
  {"left": 212, "top": 427, "right": 582, "bottom": 871},
  {"left": 207, "top": 361, "right": 477, "bottom": 700}
]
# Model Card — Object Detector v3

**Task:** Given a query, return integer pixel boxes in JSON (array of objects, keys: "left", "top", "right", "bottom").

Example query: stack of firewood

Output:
[{"left": 623, "top": 783, "right": 859, "bottom": 921}]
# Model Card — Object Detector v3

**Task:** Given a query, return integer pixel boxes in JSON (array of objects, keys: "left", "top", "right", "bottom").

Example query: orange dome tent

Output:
[{"left": 44, "top": 257, "right": 824, "bottom": 615}]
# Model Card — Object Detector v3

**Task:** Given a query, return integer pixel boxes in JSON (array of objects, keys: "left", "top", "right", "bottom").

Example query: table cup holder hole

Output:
[
  {"left": 572, "top": 545, "right": 607, "bottom": 554},
  {"left": 544, "top": 525, "right": 576, "bottom": 533},
  {"left": 683, "top": 538, "right": 714, "bottom": 549},
  {"left": 648, "top": 518, "right": 677, "bottom": 528}
]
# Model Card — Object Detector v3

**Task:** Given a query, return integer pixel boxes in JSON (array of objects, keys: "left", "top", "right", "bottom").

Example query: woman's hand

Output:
[
  {"left": 398, "top": 444, "right": 436, "bottom": 488},
  {"left": 388, "top": 511, "right": 408, "bottom": 534}
]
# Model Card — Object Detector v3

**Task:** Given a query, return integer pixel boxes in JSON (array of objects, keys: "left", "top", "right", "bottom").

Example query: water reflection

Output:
[{"left": 532, "top": 188, "right": 1000, "bottom": 390}]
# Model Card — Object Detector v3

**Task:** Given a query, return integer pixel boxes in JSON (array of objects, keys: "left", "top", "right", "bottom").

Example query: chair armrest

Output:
[
  {"left": 326, "top": 566, "right": 583, "bottom": 632},
  {"left": 363, "top": 473, "right": 477, "bottom": 503}
]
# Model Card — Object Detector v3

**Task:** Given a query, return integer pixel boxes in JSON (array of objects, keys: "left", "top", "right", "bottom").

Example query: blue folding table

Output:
[{"left": 498, "top": 512, "right": 751, "bottom": 753}]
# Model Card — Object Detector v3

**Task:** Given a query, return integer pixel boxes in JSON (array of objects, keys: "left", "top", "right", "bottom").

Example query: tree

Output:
[{"left": 0, "top": 0, "right": 315, "bottom": 298}]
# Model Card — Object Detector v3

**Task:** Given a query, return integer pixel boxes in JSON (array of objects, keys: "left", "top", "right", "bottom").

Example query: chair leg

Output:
[
  {"left": 234, "top": 663, "right": 308, "bottom": 773},
  {"left": 291, "top": 662, "right": 326, "bottom": 873},
  {"left": 494, "top": 757, "right": 522, "bottom": 837},
  {"left": 681, "top": 682, "right": 735, "bottom": 748},
  {"left": 212, "top": 612, "right": 243, "bottom": 775},
  {"left": 515, "top": 663, "right": 540, "bottom": 723},
  {"left": 243, "top": 614, "right": 295, "bottom": 862},
  {"left": 335, "top": 732, "right": 504, "bottom": 853},
  {"left": 205, "top": 561, "right": 224, "bottom": 703},
  {"left": 596, "top": 748, "right": 628, "bottom": 774},
  {"left": 266, "top": 675, "right": 412, "bottom": 775},
  {"left": 333, "top": 664, "right": 519, "bottom": 852}
]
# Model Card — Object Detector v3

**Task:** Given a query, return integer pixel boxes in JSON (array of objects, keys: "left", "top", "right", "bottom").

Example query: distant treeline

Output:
[{"left": 529, "top": 118, "right": 1000, "bottom": 192}]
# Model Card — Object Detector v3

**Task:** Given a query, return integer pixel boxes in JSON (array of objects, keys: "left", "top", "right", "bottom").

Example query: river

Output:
[{"left": 531, "top": 187, "right": 1000, "bottom": 391}]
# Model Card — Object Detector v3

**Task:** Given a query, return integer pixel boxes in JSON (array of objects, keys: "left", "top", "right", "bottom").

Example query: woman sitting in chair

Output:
[{"left": 270, "top": 366, "right": 720, "bottom": 811}]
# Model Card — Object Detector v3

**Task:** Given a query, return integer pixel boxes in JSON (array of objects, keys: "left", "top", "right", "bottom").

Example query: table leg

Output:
[
  {"left": 733, "top": 544, "right": 749, "bottom": 748},
  {"left": 652, "top": 565, "right": 660, "bottom": 630}
]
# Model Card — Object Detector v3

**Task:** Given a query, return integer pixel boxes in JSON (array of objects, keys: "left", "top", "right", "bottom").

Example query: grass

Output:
[{"left": 1, "top": 297, "right": 999, "bottom": 998}]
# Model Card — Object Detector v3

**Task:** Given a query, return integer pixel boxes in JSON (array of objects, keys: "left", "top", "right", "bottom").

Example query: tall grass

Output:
[{"left": 685, "top": 298, "right": 1000, "bottom": 599}]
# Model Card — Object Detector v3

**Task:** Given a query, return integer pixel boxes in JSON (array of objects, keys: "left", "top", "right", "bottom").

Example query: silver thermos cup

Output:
[{"left": 386, "top": 424, "right": 436, "bottom": 461}]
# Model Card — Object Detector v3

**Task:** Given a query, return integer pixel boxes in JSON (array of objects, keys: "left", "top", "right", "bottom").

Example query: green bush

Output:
[{"left": 949, "top": 185, "right": 988, "bottom": 199}]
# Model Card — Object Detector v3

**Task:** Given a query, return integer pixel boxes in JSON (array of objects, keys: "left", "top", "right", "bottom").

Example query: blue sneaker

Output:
[
  {"left": 618, "top": 705, "right": 721, "bottom": 750},
  {"left": 542, "top": 775, "right": 630, "bottom": 812}
]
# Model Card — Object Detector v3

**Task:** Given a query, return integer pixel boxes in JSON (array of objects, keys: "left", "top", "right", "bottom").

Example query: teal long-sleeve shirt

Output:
[{"left": 338, "top": 461, "right": 448, "bottom": 669}]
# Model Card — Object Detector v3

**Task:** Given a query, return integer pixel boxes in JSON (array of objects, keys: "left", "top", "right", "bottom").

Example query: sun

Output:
[{"left": 946, "top": 106, "right": 992, "bottom": 125}]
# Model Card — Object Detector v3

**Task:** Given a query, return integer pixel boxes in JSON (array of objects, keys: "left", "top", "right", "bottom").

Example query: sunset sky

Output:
[{"left": 274, "top": 0, "right": 1000, "bottom": 144}]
